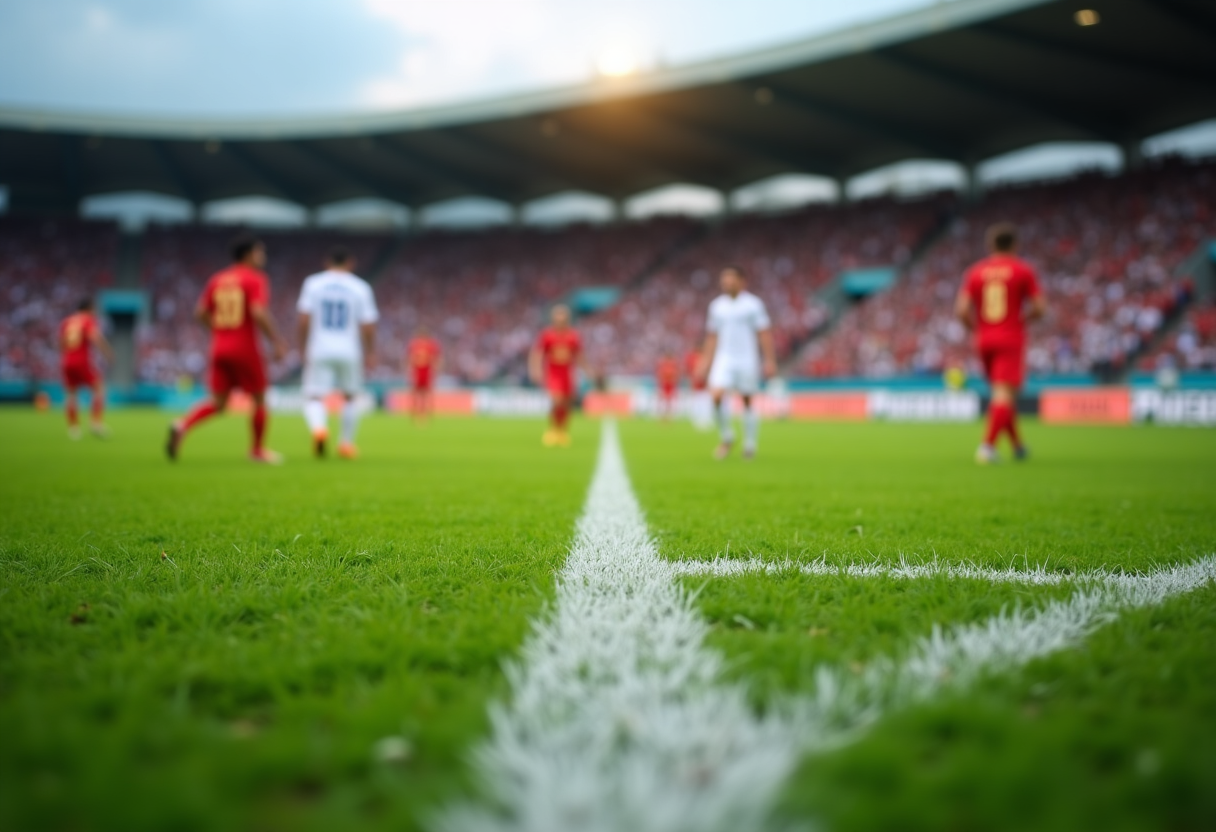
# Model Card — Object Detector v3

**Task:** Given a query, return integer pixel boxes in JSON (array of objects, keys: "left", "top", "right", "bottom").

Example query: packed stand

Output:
[
  {"left": 0, "top": 218, "right": 118, "bottom": 381},
  {"left": 799, "top": 159, "right": 1216, "bottom": 379},
  {"left": 583, "top": 195, "right": 952, "bottom": 376},
  {"left": 1139, "top": 294, "right": 1216, "bottom": 372},
  {"left": 139, "top": 226, "right": 392, "bottom": 385},
  {"left": 373, "top": 217, "right": 697, "bottom": 383}
]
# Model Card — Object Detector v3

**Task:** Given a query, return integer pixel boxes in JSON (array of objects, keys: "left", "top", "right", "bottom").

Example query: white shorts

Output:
[
  {"left": 303, "top": 356, "right": 362, "bottom": 397},
  {"left": 707, "top": 361, "right": 760, "bottom": 395}
]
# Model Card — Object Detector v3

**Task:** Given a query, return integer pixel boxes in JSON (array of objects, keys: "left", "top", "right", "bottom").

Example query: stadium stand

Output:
[
  {"left": 582, "top": 195, "right": 953, "bottom": 375},
  {"left": 2, "top": 160, "right": 1213, "bottom": 387},
  {"left": 797, "top": 158, "right": 1216, "bottom": 379},
  {"left": 0, "top": 217, "right": 118, "bottom": 381}
]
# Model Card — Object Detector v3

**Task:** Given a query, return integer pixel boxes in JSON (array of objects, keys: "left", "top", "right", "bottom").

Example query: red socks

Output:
[
  {"left": 66, "top": 400, "right": 79, "bottom": 427},
  {"left": 90, "top": 396, "right": 104, "bottom": 424},
  {"left": 985, "top": 402, "right": 1021, "bottom": 448},
  {"left": 552, "top": 401, "right": 569, "bottom": 430},
  {"left": 252, "top": 404, "right": 267, "bottom": 452},
  {"left": 180, "top": 401, "right": 220, "bottom": 432}
]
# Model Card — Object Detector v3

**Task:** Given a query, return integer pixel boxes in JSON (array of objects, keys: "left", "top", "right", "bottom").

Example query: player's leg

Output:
[
  {"left": 242, "top": 360, "right": 280, "bottom": 464},
  {"left": 976, "top": 348, "right": 1002, "bottom": 463},
  {"left": 89, "top": 377, "right": 109, "bottom": 438},
  {"left": 168, "top": 361, "right": 231, "bottom": 460},
  {"left": 740, "top": 397, "right": 759, "bottom": 460},
  {"left": 302, "top": 360, "right": 331, "bottom": 458},
  {"left": 64, "top": 380, "right": 81, "bottom": 440},
  {"left": 337, "top": 361, "right": 362, "bottom": 458},
  {"left": 708, "top": 362, "right": 735, "bottom": 458}
]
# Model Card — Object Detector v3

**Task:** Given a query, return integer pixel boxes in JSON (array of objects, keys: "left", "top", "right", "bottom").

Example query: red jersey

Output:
[
  {"left": 407, "top": 337, "right": 441, "bottom": 370},
  {"left": 539, "top": 327, "right": 581, "bottom": 376},
  {"left": 684, "top": 350, "right": 706, "bottom": 391},
  {"left": 656, "top": 358, "right": 680, "bottom": 388},
  {"left": 60, "top": 312, "right": 99, "bottom": 368},
  {"left": 961, "top": 254, "right": 1042, "bottom": 349},
  {"left": 199, "top": 265, "right": 270, "bottom": 361}
]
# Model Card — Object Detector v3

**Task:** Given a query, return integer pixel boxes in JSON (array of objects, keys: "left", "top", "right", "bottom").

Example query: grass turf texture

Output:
[
  {"left": 622, "top": 418, "right": 1216, "bottom": 832},
  {"left": 0, "top": 410, "right": 598, "bottom": 832},
  {"left": 0, "top": 411, "right": 1213, "bottom": 831}
]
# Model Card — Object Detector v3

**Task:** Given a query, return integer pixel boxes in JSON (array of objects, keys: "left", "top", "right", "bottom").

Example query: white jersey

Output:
[
  {"left": 297, "top": 270, "right": 379, "bottom": 362},
  {"left": 707, "top": 290, "right": 771, "bottom": 370}
]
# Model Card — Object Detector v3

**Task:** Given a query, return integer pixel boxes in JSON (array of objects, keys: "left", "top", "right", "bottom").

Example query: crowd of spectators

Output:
[
  {"left": 798, "top": 159, "right": 1216, "bottom": 379},
  {"left": 0, "top": 218, "right": 117, "bottom": 381},
  {"left": 581, "top": 195, "right": 952, "bottom": 375},
  {"left": 2, "top": 158, "right": 1213, "bottom": 387},
  {"left": 372, "top": 217, "right": 696, "bottom": 382}
]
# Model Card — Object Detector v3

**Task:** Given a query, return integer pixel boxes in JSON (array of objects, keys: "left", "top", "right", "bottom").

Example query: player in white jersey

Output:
[
  {"left": 696, "top": 266, "right": 776, "bottom": 460},
  {"left": 296, "top": 247, "right": 378, "bottom": 459}
]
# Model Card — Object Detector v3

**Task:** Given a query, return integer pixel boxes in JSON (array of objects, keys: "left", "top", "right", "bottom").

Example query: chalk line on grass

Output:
[{"left": 438, "top": 422, "right": 1216, "bottom": 832}]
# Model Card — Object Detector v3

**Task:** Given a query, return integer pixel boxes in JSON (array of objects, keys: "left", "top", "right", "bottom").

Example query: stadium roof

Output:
[{"left": 2, "top": 0, "right": 1214, "bottom": 214}]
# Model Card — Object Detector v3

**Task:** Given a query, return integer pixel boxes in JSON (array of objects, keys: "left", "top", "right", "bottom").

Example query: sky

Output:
[{"left": 0, "top": 0, "right": 942, "bottom": 115}]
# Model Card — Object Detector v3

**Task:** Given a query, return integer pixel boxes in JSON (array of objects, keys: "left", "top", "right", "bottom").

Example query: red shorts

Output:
[
  {"left": 412, "top": 368, "right": 433, "bottom": 391},
  {"left": 209, "top": 354, "right": 267, "bottom": 396},
  {"left": 659, "top": 383, "right": 677, "bottom": 399},
  {"left": 62, "top": 364, "right": 99, "bottom": 390},
  {"left": 546, "top": 371, "right": 575, "bottom": 399},
  {"left": 980, "top": 345, "right": 1025, "bottom": 388}
]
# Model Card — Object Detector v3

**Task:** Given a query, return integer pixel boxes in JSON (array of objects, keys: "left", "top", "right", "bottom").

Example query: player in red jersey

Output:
[
  {"left": 405, "top": 325, "right": 442, "bottom": 423},
  {"left": 529, "top": 304, "right": 583, "bottom": 447},
  {"left": 684, "top": 347, "right": 713, "bottom": 429},
  {"left": 59, "top": 298, "right": 113, "bottom": 440},
  {"left": 655, "top": 353, "right": 680, "bottom": 422},
  {"left": 955, "top": 223, "right": 1045, "bottom": 464},
  {"left": 167, "top": 235, "right": 288, "bottom": 463}
]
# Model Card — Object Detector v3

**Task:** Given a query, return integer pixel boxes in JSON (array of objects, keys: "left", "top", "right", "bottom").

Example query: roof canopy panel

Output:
[{"left": 2, "top": 0, "right": 1213, "bottom": 212}]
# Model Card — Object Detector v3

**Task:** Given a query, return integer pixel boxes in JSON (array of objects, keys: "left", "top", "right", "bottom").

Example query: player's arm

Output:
[
  {"left": 296, "top": 312, "right": 311, "bottom": 357},
  {"left": 954, "top": 290, "right": 975, "bottom": 331},
  {"left": 528, "top": 343, "right": 544, "bottom": 385},
  {"left": 360, "top": 323, "right": 376, "bottom": 369},
  {"left": 194, "top": 300, "right": 212, "bottom": 328},
  {"left": 1027, "top": 293, "right": 1046, "bottom": 322},
  {"left": 758, "top": 327, "right": 777, "bottom": 378},
  {"left": 89, "top": 326, "right": 115, "bottom": 363},
  {"left": 697, "top": 333, "right": 717, "bottom": 382},
  {"left": 251, "top": 304, "right": 288, "bottom": 362}
]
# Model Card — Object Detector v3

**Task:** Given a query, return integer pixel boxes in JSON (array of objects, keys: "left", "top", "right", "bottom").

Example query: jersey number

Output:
[
  {"left": 320, "top": 300, "right": 348, "bottom": 330},
  {"left": 64, "top": 322, "right": 83, "bottom": 350},
  {"left": 981, "top": 281, "right": 1008, "bottom": 324},
  {"left": 213, "top": 286, "right": 245, "bottom": 329}
]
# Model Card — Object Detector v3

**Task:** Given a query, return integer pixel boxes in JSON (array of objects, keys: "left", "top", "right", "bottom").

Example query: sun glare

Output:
[{"left": 597, "top": 47, "right": 638, "bottom": 78}]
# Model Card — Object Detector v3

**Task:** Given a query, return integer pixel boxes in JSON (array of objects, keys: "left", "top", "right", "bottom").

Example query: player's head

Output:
[
  {"left": 77, "top": 297, "right": 94, "bottom": 313},
  {"left": 550, "top": 304, "right": 572, "bottom": 328},
  {"left": 987, "top": 223, "right": 1018, "bottom": 254},
  {"left": 720, "top": 266, "right": 746, "bottom": 296},
  {"left": 231, "top": 234, "right": 266, "bottom": 268},
  {"left": 327, "top": 245, "right": 354, "bottom": 270}
]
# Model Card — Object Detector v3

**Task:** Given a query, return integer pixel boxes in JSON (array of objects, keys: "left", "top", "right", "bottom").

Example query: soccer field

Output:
[{"left": 2, "top": 409, "right": 1214, "bottom": 832}]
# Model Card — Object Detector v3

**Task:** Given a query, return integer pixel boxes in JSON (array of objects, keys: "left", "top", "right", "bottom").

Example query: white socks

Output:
[
  {"left": 716, "top": 398, "right": 735, "bottom": 443},
  {"left": 742, "top": 406, "right": 759, "bottom": 451},
  {"left": 341, "top": 400, "right": 359, "bottom": 445},
  {"left": 304, "top": 399, "right": 327, "bottom": 435}
]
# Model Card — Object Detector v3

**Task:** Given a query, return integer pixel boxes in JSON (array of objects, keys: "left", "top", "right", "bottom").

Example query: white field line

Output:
[
  {"left": 438, "top": 423, "right": 1216, "bottom": 832},
  {"left": 667, "top": 556, "right": 1186, "bottom": 587}
]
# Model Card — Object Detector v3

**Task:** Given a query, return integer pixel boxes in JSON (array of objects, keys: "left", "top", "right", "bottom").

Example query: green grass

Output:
[
  {"left": 622, "top": 418, "right": 1216, "bottom": 832},
  {"left": 2, "top": 410, "right": 1215, "bottom": 831}
]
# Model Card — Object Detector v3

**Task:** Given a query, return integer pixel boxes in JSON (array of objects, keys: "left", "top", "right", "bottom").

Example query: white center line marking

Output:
[{"left": 439, "top": 423, "right": 1216, "bottom": 832}]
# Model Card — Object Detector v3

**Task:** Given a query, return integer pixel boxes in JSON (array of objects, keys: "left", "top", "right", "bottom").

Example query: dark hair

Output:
[
  {"left": 77, "top": 297, "right": 94, "bottom": 312},
  {"left": 230, "top": 234, "right": 263, "bottom": 263},
  {"left": 987, "top": 223, "right": 1017, "bottom": 253},
  {"left": 722, "top": 264, "right": 747, "bottom": 280},
  {"left": 327, "top": 245, "right": 352, "bottom": 266}
]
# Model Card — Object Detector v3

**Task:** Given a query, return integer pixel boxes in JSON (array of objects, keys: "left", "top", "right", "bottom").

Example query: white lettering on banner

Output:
[
  {"left": 868, "top": 391, "right": 980, "bottom": 421},
  {"left": 1131, "top": 390, "right": 1216, "bottom": 426},
  {"left": 473, "top": 389, "right": 552, "bottom": 417},
  {"left": 267, "top": 387, "right": 375, "bottom": 414}
]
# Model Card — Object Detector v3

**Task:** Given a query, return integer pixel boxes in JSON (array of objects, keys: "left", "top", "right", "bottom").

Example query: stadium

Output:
[{"left": 2, "top": 0, "right": 1215, "bottom": 829}]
